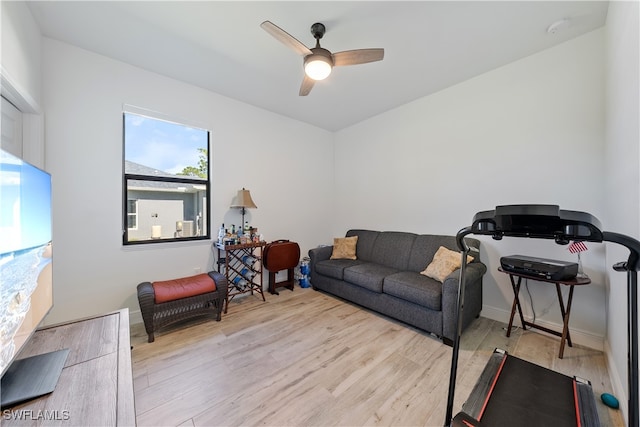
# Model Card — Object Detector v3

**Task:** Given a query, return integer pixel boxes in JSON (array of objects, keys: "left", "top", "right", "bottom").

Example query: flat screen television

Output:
[{"left": 0, "top": 149, "right": 68, "bottom": 408}]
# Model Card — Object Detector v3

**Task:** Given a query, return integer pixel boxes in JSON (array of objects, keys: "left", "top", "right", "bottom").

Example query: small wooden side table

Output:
[
  {"left": 499, "top": 267, "right": 591, "bottom": 359},
  {"left": 263, "top": 240, "right": 300, "bottom": 295}
]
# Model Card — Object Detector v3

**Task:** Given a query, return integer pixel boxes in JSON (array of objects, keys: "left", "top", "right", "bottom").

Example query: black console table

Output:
[{"left": 499, "top": 267, "right": 591, "bottom": 359}]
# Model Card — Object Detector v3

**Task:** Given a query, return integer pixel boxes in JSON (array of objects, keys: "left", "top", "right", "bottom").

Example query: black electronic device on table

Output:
[
  {"left": 445, "top": 204, "right": 640, "bottom": 427},
  {"left": 500, "top": 254, "right": 578, "bottom": 281}
]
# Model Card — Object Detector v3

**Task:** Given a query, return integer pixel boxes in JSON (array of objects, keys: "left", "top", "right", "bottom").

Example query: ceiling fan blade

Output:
[
  {"left": 332, "top": 48, "right": 384, "bottom": 67},
  {"left": 299, "top": 74, "right": 315, "bottom": 96},
  {"left": 261, "top": 21, "right": 312, "bottom": 56}
]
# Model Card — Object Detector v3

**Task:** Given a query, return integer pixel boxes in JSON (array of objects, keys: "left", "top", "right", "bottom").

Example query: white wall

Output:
[
  {"left": 604, "top": 0, "right": 640, "bottom": 421},
  {"left": 334, "top": 30, "right": 607, "bottom": 348},
  {"left": 41, "top": 38, "right": 334, "bottom": 325}
]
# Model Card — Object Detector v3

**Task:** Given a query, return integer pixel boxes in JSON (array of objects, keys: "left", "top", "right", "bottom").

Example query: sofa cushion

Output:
[
  {"left": 383, "top": 271, "right": 442, "bottom": 311},
  {"left": 346, "top": 229, "right": 380, "bottom": 262},
  {"left": 330, "top": 236, "right": 358, "bottom": 260},
  {"left": 370, "top": 232, "right": 416, "bottom": 270},
  {"left": 343, "top": 263, "right": 399, "bottom": 293},
  {"left": 406, "top": 235, "right": 453, "bottom": 272},
  {"left": 406, "top": 235, "right": 482, "bottom": 272},
  {"left": 315, "top": 259, "right": 363, "bottom": 280},
  {"left": 421, "top": 246, "right": 473, "bottom": 282}
]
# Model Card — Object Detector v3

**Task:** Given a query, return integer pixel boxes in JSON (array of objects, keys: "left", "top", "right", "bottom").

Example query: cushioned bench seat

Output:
[
  {"left": 153, "top": 273, "right": 217, "bottom": 303},
  {"left": 137, "top": 271, "right": 228, "bottom": 342}
]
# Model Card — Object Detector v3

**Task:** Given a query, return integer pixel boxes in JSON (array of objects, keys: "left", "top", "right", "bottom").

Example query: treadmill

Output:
[{"left": 444, "top": 204, "right": 640, "bottom": 427}]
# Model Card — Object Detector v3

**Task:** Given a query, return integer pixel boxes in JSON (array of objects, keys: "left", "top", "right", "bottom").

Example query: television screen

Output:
[{"left": 0, "top": 149, "right": 53, "bottom": 377}]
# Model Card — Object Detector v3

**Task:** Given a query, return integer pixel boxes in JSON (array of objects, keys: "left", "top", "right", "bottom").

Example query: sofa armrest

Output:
[
  {"left": 309, "top": 245, "right": 333, "bottom": 262},
  {"left": 441, "top": 262, "right": 488, "bottom": 341},
  {"left": 442, "top": 262, "right": 487, "bottom": 286},
  {"left": 308, "top": 245, "right": 333, "bottom": 283}
]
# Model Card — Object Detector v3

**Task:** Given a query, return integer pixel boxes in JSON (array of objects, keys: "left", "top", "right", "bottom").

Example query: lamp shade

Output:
[{"left": 230, "top": 188, "right": 257, "bottom": 209}]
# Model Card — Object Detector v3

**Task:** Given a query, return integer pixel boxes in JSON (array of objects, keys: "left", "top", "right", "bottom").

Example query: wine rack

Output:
[{"left": 215, "top": 241, "right": 266, "bottom": 313}]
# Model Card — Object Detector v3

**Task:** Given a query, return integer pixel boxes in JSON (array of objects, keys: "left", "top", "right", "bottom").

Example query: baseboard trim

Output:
[
  {"left": 129, "top": 308, "right": 143, "bottom": 326},
  {"left": 604, "top": 339, "right": 628, "bottom": 424},
  {"left": 481, "top": 305, "right": 604, "bottom": 351}
]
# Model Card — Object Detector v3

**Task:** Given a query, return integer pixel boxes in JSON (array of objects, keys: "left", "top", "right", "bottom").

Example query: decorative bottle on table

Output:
[
  {"left": 568, "top": 241, "right": 588, "bottom": 278},
  {"left": 218, "top": 223, "right": 225, "bottom": 244}
]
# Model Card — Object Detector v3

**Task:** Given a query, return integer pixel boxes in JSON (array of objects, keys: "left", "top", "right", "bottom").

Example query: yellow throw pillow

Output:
[
  {"left": 330, "top": 236, "right": 358, "bottom": 260},
  {"left": 421, "top": 246, "right": 473, "bottom": 282}
]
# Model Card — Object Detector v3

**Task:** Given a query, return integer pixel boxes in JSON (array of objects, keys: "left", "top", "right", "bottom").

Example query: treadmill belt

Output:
[{"left": 481, "top": 356, "right": 578, "bottom": 427}]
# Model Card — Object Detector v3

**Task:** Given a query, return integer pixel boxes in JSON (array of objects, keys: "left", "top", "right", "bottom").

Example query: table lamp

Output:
[{"left": 230, "top": 188, "right": 257, "bottom": 229}]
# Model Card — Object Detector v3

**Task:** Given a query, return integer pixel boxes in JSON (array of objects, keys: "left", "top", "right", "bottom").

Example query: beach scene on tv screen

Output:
[{"left": 0, "top": 151, "right": 53, "bottom": 375}]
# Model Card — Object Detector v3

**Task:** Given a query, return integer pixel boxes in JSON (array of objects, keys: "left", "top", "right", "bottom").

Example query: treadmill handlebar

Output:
[
  {"left": 469, "top": 204, "right": 604, "bottom": 244},
  {"left": 456, "top": 205, "right": 640, "bottom": 271}
]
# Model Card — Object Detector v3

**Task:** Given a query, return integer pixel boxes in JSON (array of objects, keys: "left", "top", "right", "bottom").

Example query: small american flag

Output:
[{"left": 568, "top": 241, "right": 588, "bottom": 253}]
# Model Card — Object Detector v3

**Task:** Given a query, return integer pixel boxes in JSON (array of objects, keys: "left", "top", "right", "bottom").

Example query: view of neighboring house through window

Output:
[
  {"left": 127, "top": 199, "right": 138, "bottom": 230},
  {"left": 123, "top": 110, "right": 210, "bottom": 245}
]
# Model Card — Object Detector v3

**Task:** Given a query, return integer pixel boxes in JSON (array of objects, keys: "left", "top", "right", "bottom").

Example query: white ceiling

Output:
[{"left": 27, "top": 1, "right": 609, "bottom": 131}]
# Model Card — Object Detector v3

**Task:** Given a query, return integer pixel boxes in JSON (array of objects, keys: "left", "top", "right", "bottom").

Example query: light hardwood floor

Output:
[{"left": 130, "top": 288, "right": 624, "bottom": 426}]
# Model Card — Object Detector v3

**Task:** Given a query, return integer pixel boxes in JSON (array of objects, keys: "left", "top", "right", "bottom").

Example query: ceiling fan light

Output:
[{"left": 304, "top": 56, "right": 332, "bottom": 80}]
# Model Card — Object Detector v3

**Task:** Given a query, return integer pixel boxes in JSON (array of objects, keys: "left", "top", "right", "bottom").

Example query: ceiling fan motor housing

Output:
[
  {"left": 310, "top": 22, "right": 326, "bottom": 40},
  {"left": 305, "top": 47, "right": 334, "bottom": 66}
]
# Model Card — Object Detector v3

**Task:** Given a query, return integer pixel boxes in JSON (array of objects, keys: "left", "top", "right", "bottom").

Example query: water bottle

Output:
[
  {"left": 242, "top": 255, "right": 257, "bottom": 267},
  {"left": 299, "top": 257, "right": 311, "bottom": 288},
  {"left": 240, "top": 268, "right": 255, "bottom": 280},
  {"left": 300, "top": 258, "right": 310, "bottom": 276},
  {"left": 232, "top": 276, "right": 247, "bottom": 290}
]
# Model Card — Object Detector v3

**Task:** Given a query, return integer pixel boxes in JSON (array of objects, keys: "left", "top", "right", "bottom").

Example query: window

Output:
[
  {"left": 123, "top": 110, "right": 210, "bottom": 245},
  {"left": 127, "top": 199, "right": 138, "bottom": 230}
]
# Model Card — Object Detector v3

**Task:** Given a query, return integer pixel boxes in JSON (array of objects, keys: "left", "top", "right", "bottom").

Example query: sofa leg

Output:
[
  {"left": 442, "top": 337, "right": 454, "bottom": 347},
  {"left": 148, "top": 333, "right": 155, "bottom": 343}
]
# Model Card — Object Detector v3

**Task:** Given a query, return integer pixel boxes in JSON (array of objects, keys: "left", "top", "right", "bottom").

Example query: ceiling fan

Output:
[{"left": 260, "top": 21, "right": 384, "bottom": 96}]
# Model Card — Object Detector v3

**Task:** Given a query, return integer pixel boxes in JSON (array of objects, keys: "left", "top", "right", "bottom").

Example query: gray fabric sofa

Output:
[{"left": 308, "top": 229, "right": 487, "bottom": 344}]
